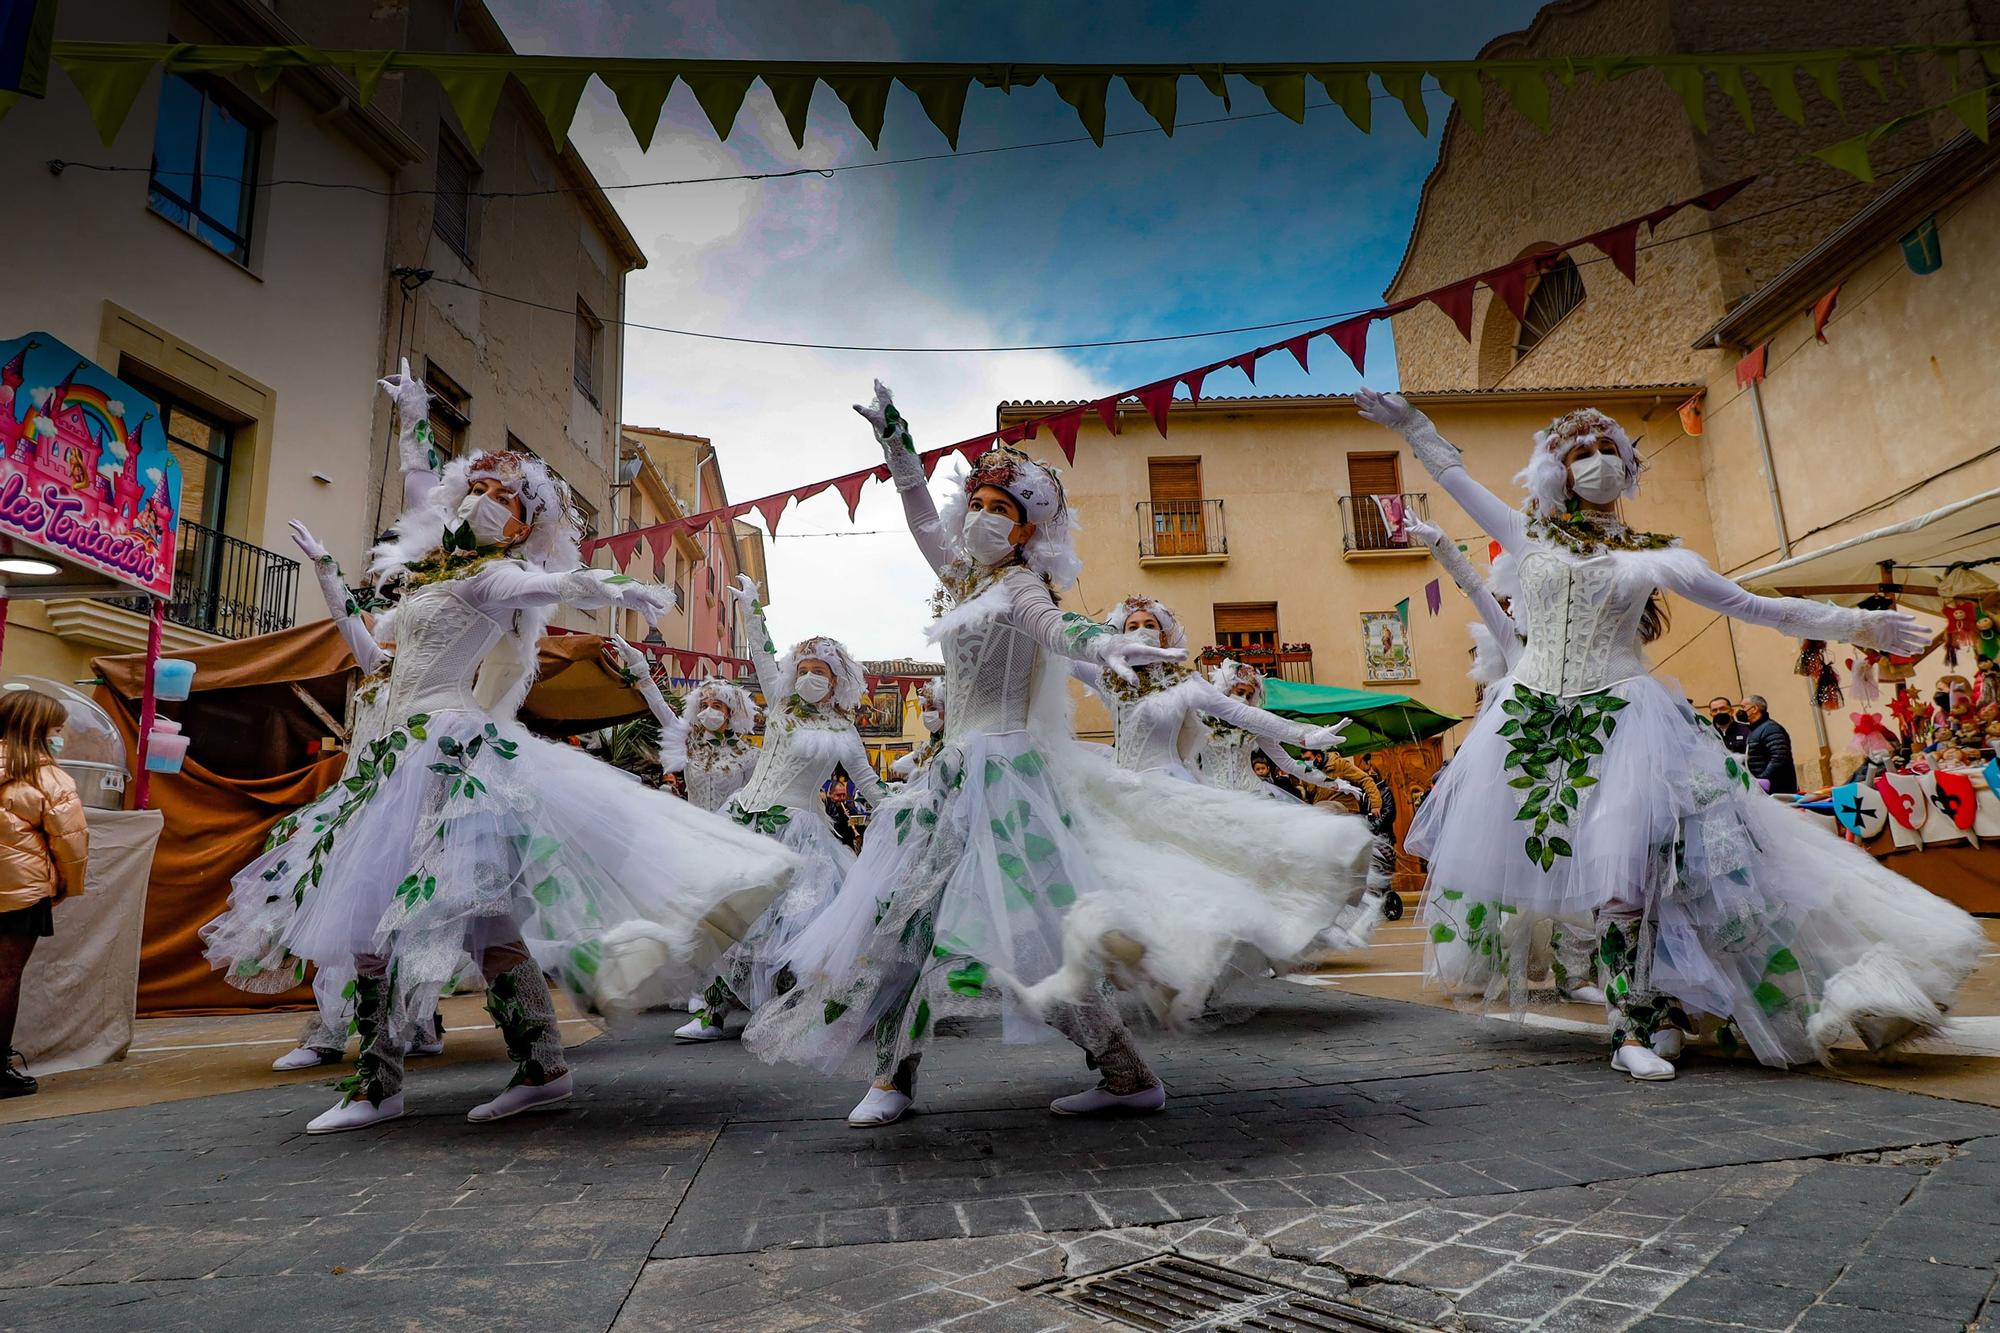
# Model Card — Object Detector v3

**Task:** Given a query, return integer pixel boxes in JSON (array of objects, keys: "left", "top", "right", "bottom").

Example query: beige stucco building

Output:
[
  {"left": 1002, "top": 389, "right": 1732, "bottom": 746},
  {"left": 1379, "top": 0, "right": 2000, "bottom": 781},
  {"left": 0, "top": 0, "right": 642, "bottom": 685}
]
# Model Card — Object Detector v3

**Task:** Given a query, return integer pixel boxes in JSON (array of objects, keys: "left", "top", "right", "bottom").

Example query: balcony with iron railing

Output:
[
  {"left": 1136, "top": 498, "right": 1227, "bottom": 565},
  {"left": 1196, "top": 643, "right": 1315, "bottom": 684},
  {"left": 117, "top": 520, "right": 301, "bottom": 640},
  {"left": 1337, "top": 492, "right": 1431, "bottom": 560}
]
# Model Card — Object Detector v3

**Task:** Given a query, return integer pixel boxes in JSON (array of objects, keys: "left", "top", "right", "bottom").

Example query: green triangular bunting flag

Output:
[
  {"left": 684, "top": 72, "right": 755, "bottom": 140},
  {"left": 1122, "top": 73, "right": 1177, "bottom": 135},
  {"left": 1377, "top": 68, "right": 1429, "bottom": 135},
  {"left": 900, "top": 75, "right": 970, "bottom": 148},
  {"left": 435, "top": 66, "right": 509, "bottom": 152},
  {"left": 826, "top": 74, "right": 892, "bottom": 148},
  {"left": 762, "top": 73, "right": 815, "bottom": 148},
  {"left": 602, "top": 70, "right": 673, "bottom": 151},
  {"left": 1244, "top": 71, "right": 1306, "bottom": 123},
  {"left": 1049, "top": 72, "right": 1111, "bottom": 144},
  {"left": 518, "top": 68, "right": 592, "bottom": 147},
  {"left": 1313, "top": 69, "right": 1371, "bottom": 133},
  {"left": 1432, "top": 67, "right": 1483, "bottom": 134},
  {"left": 57, "top": 52, "right": 158, "bottom": 148}
]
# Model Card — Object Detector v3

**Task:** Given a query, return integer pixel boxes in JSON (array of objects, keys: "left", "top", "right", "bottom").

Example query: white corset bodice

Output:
[
  {"left": 684, "top": 736, "right": 755, "bottom": 812},
  {"left": 730, "top": 716, "right": 850, "bottom": 815},
  {"left": 1107, "top": 678, "right": 1203, "bottom": 775},
  {"left": 940, "top": 616, "right": 1039, "bottom": 739},
  {"left": 1512, "top": 550, "right": 1652, "bottom": 696},
  {"left": 1200, "top": 727, "right": 1260, "bottom": 791},
  {"left": 383, "top": 582, "right": 509, "bottom": 718}
]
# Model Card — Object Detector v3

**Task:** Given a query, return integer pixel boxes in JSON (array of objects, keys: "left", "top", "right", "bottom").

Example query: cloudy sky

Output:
[{"left": 489, "top": 0, "right": 1546, "bottom": 658}]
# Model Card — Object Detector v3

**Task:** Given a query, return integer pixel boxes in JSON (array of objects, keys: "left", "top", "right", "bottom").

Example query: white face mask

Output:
[
  {"left": 795, "top": 673, "right": 832, "bottom": 704},
  {"left": 696, "top": 707, "right": 726, "bottom": 730},
  {"left": 1128, "top": 627, "right": 1163, "bottom": 648},
  {"left": 920, "top": 709, "right": 942, "bottom": 732},
  {"left": 961, "top": 510, "right": 1020, "bottom": 566},
  {"left": 457, "top": 493, "right": 518, "bottom": 546},
  {"left": 48, "top": 734, "right": 64, "bottom": 756},
  {"left": 1567, "top": 452, "right": 1628, "bottom": 505}
]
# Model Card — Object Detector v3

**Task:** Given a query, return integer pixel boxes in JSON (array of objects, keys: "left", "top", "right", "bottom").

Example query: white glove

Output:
[
  {"left": 729, "top": 572, "right": 760, "bottom": 611},
  {"left": 1099, "top": 634, "right": 1186, "bottom": 684},
  {"left": 1354, "top": 385, "right": 1461, "bottom": 474},
  {"left": 376, "top": 356, "right": 431, "bottom": 426},
  {"left": 604, "top": 634, "right": 648, "bottom": 685},
  {"left": 1329, "top": 779, "right": 1363, "bottom": 802},
  {"left": 1304, "top": 722, "right": 1350, "bottom": 750},
  {"left": 1859, "top": 610, "right": 1932, "bottom": 657},
  {"left": 854, "top": 379, "right": 926, "bottom": 492},
  {"left": 617, "top": 583, "right": 672, "bottom": 628},
  {"left": 287, "top": 519, "right": 328, "bottom": 562},
  {"left": 1406, "top": 517, "right": 1445, "bottom": 549}
]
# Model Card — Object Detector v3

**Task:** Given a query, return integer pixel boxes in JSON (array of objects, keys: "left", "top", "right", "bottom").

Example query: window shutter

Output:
[
  {"left": 1213, "top": 603, "right": 1278, "bottom": 636},
  {"left": 1345, "top": 452, "right": 1402, "bottom": 496},
  {"left": 1147, "top": 457, "right": 1202, "bottom": 503}
]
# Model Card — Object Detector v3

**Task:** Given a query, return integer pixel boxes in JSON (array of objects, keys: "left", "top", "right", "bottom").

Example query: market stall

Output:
[
  {"left": 0, "top": 332, "right": 181, "bottom": 1070},
  {"left": 1741, "top": 487, "right": 2000, "bottom": 913}
]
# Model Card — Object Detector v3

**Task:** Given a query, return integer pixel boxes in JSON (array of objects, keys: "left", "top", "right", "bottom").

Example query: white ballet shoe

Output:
[
  {"left": 848, "top": 1087, "right": 912, "bottom": 1127},
  {"left": 673, "top": 1017, "right": 732, "bottom": 1042},
  {"left": 271, "top": 1046, "right": 331, "bottom": 1072},
  {"left": 467, "top": 1072, "right": 573, "bottom": 1123},
  {"left": 686, "top": 994, "right": 704, "bottom": 1013},
  {"left": 1611, "top": 1043, "right": 1676, "bottom": 1081},
  {"left": 410, "top": 1035, "right": 446, "bottom": 1057},
  {"left": 1650, "top": 1027, "right": 1685, "bottom": 1061},
  {"left": 1563, "top": 983, "right": 1608, "bottom": 1007},
  {"left": 1050, "top": 1082, "right": 1168, "bottom": 1116},
  {"left": 306, "top": 1092, "right": 405, "bottom": 1134}
]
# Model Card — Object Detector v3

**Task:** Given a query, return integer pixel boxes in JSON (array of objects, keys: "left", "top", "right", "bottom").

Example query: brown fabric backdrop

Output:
[{"left": 93, "top": 622, "right": 650, "bottom": 1016}]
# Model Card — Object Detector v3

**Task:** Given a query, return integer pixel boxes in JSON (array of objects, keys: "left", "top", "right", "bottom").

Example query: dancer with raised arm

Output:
[
  {"left": 206, "top": 406, "right": 795, "bottom": 1132},
  {"left": 889, "top": 679, "right": 946, "bottom": 782},
  {"left": 1197, "top": 661, "right": 1361, "bottom": 804},
  {"left": 745, "top": 384, "right": 1373, "bottom": 1127},
  {"left": 1355, "top": 387, "right": 1981, "bottom": 1080},
  {"left": 675, "top": 588, "right": 885, "bottom": 1042}
]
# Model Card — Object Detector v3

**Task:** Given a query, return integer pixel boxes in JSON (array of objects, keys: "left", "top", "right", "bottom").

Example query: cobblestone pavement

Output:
[{"left": 4, "top": 981, "right": 1998, "bottom": 1331}]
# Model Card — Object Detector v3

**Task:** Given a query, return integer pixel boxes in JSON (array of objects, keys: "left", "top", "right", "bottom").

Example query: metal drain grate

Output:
[{"left": 1048, "top": 1255, "right": 1438, "bottom": 1333}]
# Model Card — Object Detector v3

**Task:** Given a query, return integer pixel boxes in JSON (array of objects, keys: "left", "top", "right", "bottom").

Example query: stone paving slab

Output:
[{"left": 4, "top": 981, "right": 2000, "bottom": 1331}]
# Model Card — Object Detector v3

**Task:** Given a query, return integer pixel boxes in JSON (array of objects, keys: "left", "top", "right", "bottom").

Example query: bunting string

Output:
[
  {"left": 582, "top": 176, "right": 1754, "bottom": 564},
  {"left": 25, "top": 39, "right": 2000, "bottom": 178}
]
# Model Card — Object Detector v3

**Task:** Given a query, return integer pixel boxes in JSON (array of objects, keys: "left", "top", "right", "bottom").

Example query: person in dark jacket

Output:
[
  {"left": 1739, "top": 696, "right": 1797, "bottom": 794},
  {"left": 1707, "top": 696, "right": 1750, "bottom": 753}
]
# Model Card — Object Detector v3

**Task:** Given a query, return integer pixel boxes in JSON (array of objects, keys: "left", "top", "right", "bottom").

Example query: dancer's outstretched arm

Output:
[
  {"left": 471, "top": 561, "right": 674, "bottom": 622},
  {"left": 838, "top": 727, "right": 888, "bottom": 805},
  {"left": 727, "top": 574, "right": 786, "bottom": 704},
  {"left": 606, "top": 634, "right": 689, "bottom": 772},
  {"left": 855, "top": 381, "right": 953, "bottom": 574},
  {"left": 1196, "top": 680, "right": 1349, "bottom": 753},
  {"left": 1653, "top": 555, "right": 1931, "bottom": 654},
  {"left": 1354, "top": 388, "right": 1529, "bottom": 554},
  {"left": 1000, "top": 572, "right": 1184, "bottom": 683},
  {"left": 1258, "top": 741, "right": 1362, "bottom": 802},
  {"left": 290, "top": 520, "right": 388, "bottom": 676},
  {"left": 1409, "top": 517, "right": 1520, "bottom": 658},
  {"left": 378, "top": 358, "right": 443, "bottom": 518}
]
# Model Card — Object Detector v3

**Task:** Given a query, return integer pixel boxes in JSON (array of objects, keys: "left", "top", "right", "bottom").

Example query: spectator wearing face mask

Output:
[
  {"left": 1739, "top": 696, "right": 1798, "bottom": 795},
  {"left": 1706, "top": 696, "right": 1750, "bottom": 753}
]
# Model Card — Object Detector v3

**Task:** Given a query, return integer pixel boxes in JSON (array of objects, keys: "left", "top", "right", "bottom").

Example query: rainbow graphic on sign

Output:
[{"left": 0, "top": 331, "right": 181, "bottom": 597}]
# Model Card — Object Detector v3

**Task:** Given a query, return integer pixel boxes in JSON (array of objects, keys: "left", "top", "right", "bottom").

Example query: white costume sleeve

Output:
[
  {"left": 1003, "top": 572, "right": 1134, "bottom": 668},
  {"left": 840, "top": 728, "right": 888, "bottom": 805},
  {"left": 864, "top": 391, "right": 954, "bottom": 574},
  {"left": 1418, "top": 526, "right": 1521, "bottom": 662},
  {"left": 1357, "top": 391, "right": 1529, "bottom": 553},
  {"left": 463, "top": 562, "right": 672, "bottom": 619},
  {"left": 1650, "top": 551, "right": 1914, "bottom": 650},
  {"left": 1194, "top": 679, "right": 1328, "bottom": 749},
  {"left": 306, "top": 553, "right": 389, "bottom": 677},
  {"left": 738, "top": 591, "right": 786, "bottom": 703}
]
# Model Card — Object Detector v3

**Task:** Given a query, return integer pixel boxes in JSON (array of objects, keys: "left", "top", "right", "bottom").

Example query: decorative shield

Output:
[
  {"left": 1831, "top": 783, "right": 1888, "bottom": 840},
  {"left": 1933, "top": 770, "right": 1980, "bottom": 831},
  {"left": 1874, "top": 774, "right": 1929, "bottom": 831}
]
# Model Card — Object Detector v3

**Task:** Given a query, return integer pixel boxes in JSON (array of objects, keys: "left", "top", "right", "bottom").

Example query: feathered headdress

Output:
[
  {"left": 776, "top": 635, "right": 867, "bottom": 714},
  {"left": 1208, "top": 657, "right": 1264, "bottom": 705},
  {"left": 368, "top": 449, "right": 579, "bottom": 585},
  {"left": 1104, "top": 594, "right": 1187, "bottom": 650},
  {"left": 938, "top": 443, "right": 1081, "bottom": 589},
  {"left": 689, "top": 676, "right": 759, "bottom": 734},
  {"left": 1517, "top": 408, "right": 1639, "bottom": 519}
]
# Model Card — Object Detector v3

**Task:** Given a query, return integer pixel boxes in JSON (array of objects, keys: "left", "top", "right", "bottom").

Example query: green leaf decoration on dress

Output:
[
  {"left": 1503, "top": 686, "right": 1622, "bottom": 871},
  {"left": 1766, "top": 947, "right": 1800, "bottom": 975},
  {"left": 568, "top": 941, "right": 601, "bottom": 977},
  {"left": 946, "top": 962, "right": 987, "bottom": 997},
  {"left": 1046, "top": 881, "right": 1076, "bottom": 908},
  {"left": 908, "top": 997, "right": 932, "bottom": 1040},
  {"left": 531, "top": 876, "right": 562, "bottom": 907},
  {"left": 1430, "top": 922, "right": 1457, "bottom": 943},
  {"left": 1753, "top": 980, "right": 1787, "bottom": 1012},
  {"left": 1011, "top": 750, "right": 1046, "bottom": 776},
  {"left": 822, "top": 999, "right": 849, "bottom": 1025}
]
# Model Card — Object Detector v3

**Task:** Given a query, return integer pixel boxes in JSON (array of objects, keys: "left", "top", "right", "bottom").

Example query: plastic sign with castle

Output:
[{"left": 0, "top": 332, "right": 180, "bottom": 598}]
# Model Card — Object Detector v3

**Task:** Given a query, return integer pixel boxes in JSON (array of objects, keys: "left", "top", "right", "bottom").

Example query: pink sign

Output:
[{"left": 0, "top": 332, "right": 180, "bottom": 597}]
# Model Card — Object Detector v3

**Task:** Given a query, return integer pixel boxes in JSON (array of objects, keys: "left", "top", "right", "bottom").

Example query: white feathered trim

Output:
[
  {"left": 924, "top": 572, "right": 1016, "bottom": 642},
  {"left": 369, "top": 450, "right": 580, "bottom": 586},
  {"left": 1806, "top": 946, "right": 1953, "bottom": 1058},
  {"left": 1469, "top": 623, "right": 1510, "bottom": 687},
  {"left": 1516, "top": 407, "right": 1641, "bottom": 520},
  {"left": 689, "top": 677, "right": 758, "bottom": 734},
  {"left": 939, "top": 459, "right": 1084, "bottom": 590},
  {"left": 777, "top": 635, "right": 866, "bottom": 713}
]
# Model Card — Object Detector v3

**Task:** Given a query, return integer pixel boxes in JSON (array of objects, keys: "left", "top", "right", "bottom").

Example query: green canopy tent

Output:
[{"left": 1260, "top": 678, "right": 1459, "bottom": 756}]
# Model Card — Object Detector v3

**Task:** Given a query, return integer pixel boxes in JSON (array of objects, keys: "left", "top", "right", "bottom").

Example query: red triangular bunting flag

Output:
[
  {"left": 1811, "top": 283, "right": 1842, "bottom": 343},
  {"left": 1489, "top": 539, "right": 1503, "bottom": 563},
  {"left": 958, "top": 434, "right": 991, "bottom": 462},
  {"left": 1429, "top": 281, "right": 1477, "bottom": 340},
  {"left": 1486, "top": 260, "right": 1537, "bottom": 322},
  {"left": 1328, "top": 316, "right": 1371, "bottom": 375},
  {"left": 1587, "top": 221, "right": 1641, "bottom": 281},
  {"left": 1181, "top": 367, "right": 1208, "bottom": 402},
  {"left": 1282, "top": 333, "right": 1312, "bottom": 373},
  {"left": 1134, "top": 379, "right": 1176, "bottom": 437},
  {"left": 608, "top": 530, "right": 643, "bottom": 569},
  {"left": 1691, "top": 176, "right": 1753, "bottom": 213},
  {"left": 1735, "top": 342, "right": 1768, "bottom": 389},
  {"left": 1639, "top": 202, "right": 1680, "bottom": 235},
  {"left": 1230, "top": 351, "right": 1258, "bottom": 385},
  {"left": 793, "top": 480, "right": 831, "bottom": 506},
  {"left": 835, "top": 470, "right": 871, "bottom": 518},
  {"left": 1094, "top": 396, "right": 1123, "bottom": 436},
  {"left": 921, "top": 446, "right": 948, "bottom": 478},
  {"left": 1021, "top": 420, "right": 1039, "bottom": 440},
  {"left": 647, "top": 528, "right": 673, "bottom": 580},
  {"left": 1678, "top": 393, "right": 1705, "bottom": 437},
  {"left": 998, "top": 424, "right": 1026, "bottom": 445},
  {"left": 754, "top": 494, "right": 788, "bottom": 534},
  {"left": 1047, "top": 408, "right": 1085, "bottom": 463}
]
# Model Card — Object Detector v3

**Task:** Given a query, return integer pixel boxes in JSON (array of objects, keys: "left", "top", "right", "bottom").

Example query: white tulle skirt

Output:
[
  {"left": 1408, "top": 672, "right": 1983, "bottom": 1065},
  {"left": 203, "top": 707, "right": 794, "bottom": 1037},
  {"left": 743, "top": 730, "right": 1376, "bottom": 1075},
  {"left": 713, "top": 799, "right": 857, "bottom": 1009}
]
